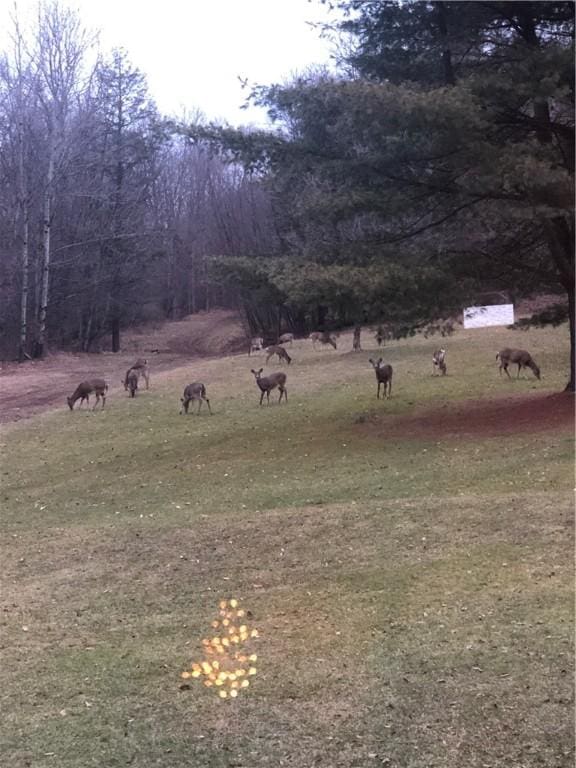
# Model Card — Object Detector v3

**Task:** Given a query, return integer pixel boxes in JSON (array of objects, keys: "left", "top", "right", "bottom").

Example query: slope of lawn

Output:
[{"left": 0, "top": 324, "right": 573, "bottom": 768}]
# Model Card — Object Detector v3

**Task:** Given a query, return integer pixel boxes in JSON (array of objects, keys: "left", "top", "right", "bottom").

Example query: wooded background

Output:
[{"left": 1, "top": 1, "right": 573, "bottom": 384}]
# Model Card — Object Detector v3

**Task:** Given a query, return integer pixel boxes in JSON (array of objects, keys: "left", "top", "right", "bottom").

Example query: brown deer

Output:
[
  {"left": 266, "top": 345, "right": 292, "bottom": 365},
  {"left": 125, "top": 358, "right": 149, "bottom": 389},
  {"left": 180, "top": 383, "right": 212, "bottom": 414},
  {"left": 278, "top": 333, "right": 294, "bottom": 346},
  {"left": 310, "top": 331, "right": 337, "bottom": 349},
  {"left": 432, "top": 348, "right": 447, "bottom": 375},
  {"left": 123, "top": 369, "right": 139, "bottom": 397},
  {"left": 369, "top": 358, "right": 393, "bottom": 399},
  {"left": 67, "top": 379, "right": 108, "bottom": 410},
  {"left": 248, "top": 337, "right": 264, "bottom": 355},
  {"left": 251, "top": 368, "right": 287, "bottom": 405},
  {"left": 496, "top": 348, "right": 540, "bottom": 380}
]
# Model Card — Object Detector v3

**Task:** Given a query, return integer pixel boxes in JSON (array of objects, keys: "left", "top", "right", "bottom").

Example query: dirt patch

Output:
[
  {"left": 0, "top": 309, "right": 245, "bottom": 424},
  {"left": 360, "top": 391, "right": 574, "bottom": 440}
]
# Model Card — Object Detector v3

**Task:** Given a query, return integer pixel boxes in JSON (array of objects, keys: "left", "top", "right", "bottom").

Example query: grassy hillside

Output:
[{"left": 1, "top": 324, "right": 573, "bottom": 768}]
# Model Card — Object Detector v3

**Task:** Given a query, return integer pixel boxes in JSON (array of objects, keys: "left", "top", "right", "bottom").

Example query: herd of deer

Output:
[{"left": 65, "top": 343, "right": 541, "bottom": 413}]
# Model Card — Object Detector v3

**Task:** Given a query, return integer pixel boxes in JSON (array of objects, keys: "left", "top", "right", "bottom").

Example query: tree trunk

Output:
[
  {"left": 17, "top": 112, "right": 29, "bottom": 362},
  {"left": 565, "top": 280, "right": 575, "bottom": 392},
  {"left": 434, "top": 1, "right": 455, "bottom": 85},
  {"left": 35, "top": 145, "right": 55, "bottom": 359},
  {"left": 19, "top": 212, "right": 30, "bottom": 361},
  {"left": 111, "top": 314, "right": 120, "bottom": 352},
  {"left": 353, "top": 325, "right": 362, "bottom": 351}
]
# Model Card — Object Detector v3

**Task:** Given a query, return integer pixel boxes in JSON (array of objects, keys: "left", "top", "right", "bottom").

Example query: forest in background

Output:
[{"left": 0, "top": 1, "right": 573, "bottom": 386}]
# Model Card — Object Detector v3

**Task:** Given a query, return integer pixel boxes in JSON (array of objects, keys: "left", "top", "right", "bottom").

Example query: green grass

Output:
[{"left": 0, "top": 324, "right": 573, "bottom": 767}]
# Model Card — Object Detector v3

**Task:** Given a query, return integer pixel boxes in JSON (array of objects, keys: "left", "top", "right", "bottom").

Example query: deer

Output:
[
  {"left": 180, "top": 383, "right": 212, "bottom": 414},
  {"left": 496, "top": 348, "right": 540, "bottom": 380},
  {"left": 123, "top": 369, "right": 139, "bottom": 397},
  {"left": 278, "top": 333, "right": 294, "bottom": 346},
  {"left": 310, "top": 331, "right": 337, "bottom": 349},
  {"left": 266, "top": 345, "right": 292, "bottom": 365},
  {"left": 251, "top": 368, "right": 287, "bottom": 405},
  {"left": 369, "top": 358, "right": 393, "bottom": 399},
  {"left": 248, "top": 337, "right": 264, "bottom": 355},
  {"left": 432, "top": 348, "right": 447, "bottom": 375},
  {"left": 67, "top": 379, "right": 108, "bottom": 410},
  {"left": 125, "top": 358, "right": 149, "bottom": 389}
]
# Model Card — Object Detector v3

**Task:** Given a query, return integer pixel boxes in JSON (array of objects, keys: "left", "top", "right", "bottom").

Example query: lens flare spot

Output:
[{"left": 180, "top": 598, "right": 259, "bottom": 700}]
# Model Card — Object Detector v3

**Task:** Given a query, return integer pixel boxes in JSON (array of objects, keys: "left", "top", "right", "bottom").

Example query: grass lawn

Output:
[{"left": 1, "top": 324, "right": 573, "bottom": 767}]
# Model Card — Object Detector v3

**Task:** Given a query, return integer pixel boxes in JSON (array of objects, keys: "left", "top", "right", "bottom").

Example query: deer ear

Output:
[
  {"left": 258, "top": 368, "right": 263, "bottom": 375},
  {"left": 378, "top": 358, "right": 383, "bottom": 364}
]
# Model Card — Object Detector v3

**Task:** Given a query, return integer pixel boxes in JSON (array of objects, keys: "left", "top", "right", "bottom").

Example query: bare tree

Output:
[{"left": 32, "top": 1, "right": 94, "bottom": 357}]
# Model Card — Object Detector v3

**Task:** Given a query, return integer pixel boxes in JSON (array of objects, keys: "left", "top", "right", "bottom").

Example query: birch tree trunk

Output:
[
  {"left": 17, "top": 109, "right": 30, "bottom": 361},
  {"left": 34, "top": 135, "right": 55, "bottom": 358}
]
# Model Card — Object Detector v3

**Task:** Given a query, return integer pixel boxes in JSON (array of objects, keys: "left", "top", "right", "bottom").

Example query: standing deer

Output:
[
  {"left": 266, "top": 345, "right": 292, "bottom": 365},
  {"left": 251, "top": 368, "right": 287, "bottom": 405},
  {"left": 278, "top": 333, "right": 294, "bottom": 346},
  {"left": 432, "top": 348, "right": 447, "bottom": 375},
  {"left": 248, "top": 337, "right": 264, "bottom": 355},
  {"left": 123, "top": 369, "right": 139, "bottom": 397},
  {"left": 180, "top": 383, "right": 212, "bottom": 414},
  {"left": 67, "top": 379, "right": 108, "bottom": 410},
  {"left": 125, "top": 358, "right": 149, "bottom": 389},
  {"left": 369, "top": 358, "right": 393, "bottom": 399},
  {"left": 496, "top": 348, "right": 540, "bottom": 380}
]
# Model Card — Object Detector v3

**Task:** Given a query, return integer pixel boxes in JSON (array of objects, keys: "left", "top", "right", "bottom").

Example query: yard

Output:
[{"left": 0, "top": 321, "right": 573, "bottom": 767}]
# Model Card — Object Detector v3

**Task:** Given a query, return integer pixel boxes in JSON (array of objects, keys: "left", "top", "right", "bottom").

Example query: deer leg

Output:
[
  {"left": 387, "top": 381, "right": 392, "bottom": 398},
  {"left": 205, "top": 398, "right": 212, "bottom": 415},
  {"left": 503, "top": 364, "right": 511, "bottom": 379},
  {"left": 93, "top": 393, "right": 100, "bottom": 411},
  {"left": 377, "top": 382, "right": 381, "bottom": 399},
  {"left": 259, "top": 390, "right": 265, "bottom": 406},
  {"left": 517, "top": 364, "right": 522, "bottom": 379}
]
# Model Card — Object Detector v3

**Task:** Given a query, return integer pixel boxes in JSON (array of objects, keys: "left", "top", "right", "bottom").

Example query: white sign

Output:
[{"left": 463, "top": 304, "right": 514, "bottom": 329}]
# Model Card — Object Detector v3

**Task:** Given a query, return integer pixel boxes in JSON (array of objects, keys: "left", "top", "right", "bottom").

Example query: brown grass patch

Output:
[{"left": 360, "top": 391, "right": 574, "bottom": 440}]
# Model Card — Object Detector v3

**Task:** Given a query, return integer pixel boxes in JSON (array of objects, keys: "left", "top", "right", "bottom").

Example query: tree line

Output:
[
  {"left": 1, "top": 1, "right": 573, "bottom": 389},
  {"left": 0, "top": 2, "right": 278, "bottom": 359},
  {"left": 188, "top": 1, "right": 574, "bottom": 389}
]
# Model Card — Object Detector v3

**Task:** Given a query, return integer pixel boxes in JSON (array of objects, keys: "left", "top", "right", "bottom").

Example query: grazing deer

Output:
[
  {"left": 251, "top": 368, "right": 287, "bottom": 405},
  {"left": 123, "top": 369, "right": 139, "bottom": 397},
  {"left": 375, "top": 326, "right": 385, "bottom": 347},
  {"left": 180, "top": 382, "right": 212, "bottom": 414},
  {"left": 248, "top": 337, "right": 264, "bottom": 355},
  {"left": 310, "top": 331, "right": 337, "bottom": 349},
  {"left": 278, "top": 333, "right": 294, "bottom": 346},
  {"left": 496, "top": 348, "right": 540, "bottom": 380},
  {"left": 67, "top": 379, "right": 108, "bottom": 410},
  {"left": 369, "top": 358, "right": 393, "bottom": 399},
  {"left": 125, "top": 358, "right": 149, "bottom": 389},
  {"left": 266, "top": 345, "right": 292, "bottom": 365},
  {"left": 432, "top": 348, "right": 447, "bottom": 375}
]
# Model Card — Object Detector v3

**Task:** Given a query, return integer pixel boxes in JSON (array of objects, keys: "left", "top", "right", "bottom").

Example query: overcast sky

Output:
[{"left": 2, "top": 0, "right": 339, "bottom": 126}]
